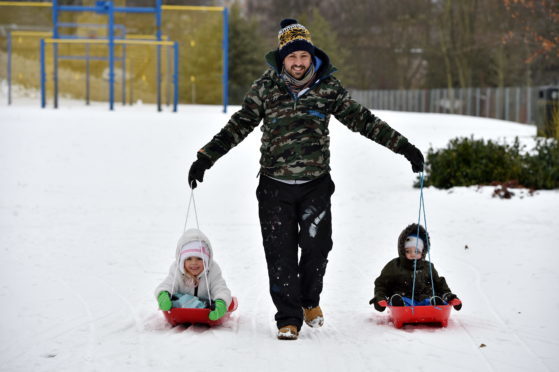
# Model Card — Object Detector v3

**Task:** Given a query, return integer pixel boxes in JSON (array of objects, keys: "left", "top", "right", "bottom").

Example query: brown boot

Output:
[
  {"left": 277, "top": 325, "right": 298, "bottom": 340},
  {"left": 303, "top": 306, "right": 324, "bottom": 328}
]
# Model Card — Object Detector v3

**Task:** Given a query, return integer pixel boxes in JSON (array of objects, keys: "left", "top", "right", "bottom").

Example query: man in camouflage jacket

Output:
[{"left": 188, "top": 18, "right": 424, "bottom": 340}]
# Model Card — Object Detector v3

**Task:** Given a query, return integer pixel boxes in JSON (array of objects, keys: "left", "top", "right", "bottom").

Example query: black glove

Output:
[
  {"left": 443, "top": 293, "right": 462, "bottom": 311},
  {"left": 188, "top": 154, "right": 212, "bottom": 189},
  {"left": 399, "top": 142, "right": 424, "bottom": 173},
  {"left": 369, "top": 297, "right": 387, "bottom": 312}
]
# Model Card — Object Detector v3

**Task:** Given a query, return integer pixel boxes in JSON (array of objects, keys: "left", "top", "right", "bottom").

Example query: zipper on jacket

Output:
[
  {"left": 286, "top": 89, "right": 298, "bottom": 109},
  {"left": 291, "top": 77, "right": 325, "bottom": 106}
]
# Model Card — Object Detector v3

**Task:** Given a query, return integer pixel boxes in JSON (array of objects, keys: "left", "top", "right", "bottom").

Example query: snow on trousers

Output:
[{"left": 256, "top": 173, "right": 335, "bottom": 330}]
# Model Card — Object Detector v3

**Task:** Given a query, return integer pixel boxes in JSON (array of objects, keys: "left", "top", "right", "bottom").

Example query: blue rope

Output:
[{"left": 410, "top": 172, "right": 437, "bottom": 310}]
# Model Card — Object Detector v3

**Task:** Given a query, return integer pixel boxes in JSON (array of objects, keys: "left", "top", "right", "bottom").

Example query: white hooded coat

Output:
[{"left": 154, "top": 228, "right": 232, "bottom": 307}]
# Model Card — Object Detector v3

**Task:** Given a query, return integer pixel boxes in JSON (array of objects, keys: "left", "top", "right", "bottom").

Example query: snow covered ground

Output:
[{"left": 1, "top": 97, "right": 558, "bottom": 371}]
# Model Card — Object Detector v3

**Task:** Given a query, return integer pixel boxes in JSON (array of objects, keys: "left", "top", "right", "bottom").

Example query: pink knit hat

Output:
[{"left": 178, "top": 240, "right": 210, "bottom": 274}]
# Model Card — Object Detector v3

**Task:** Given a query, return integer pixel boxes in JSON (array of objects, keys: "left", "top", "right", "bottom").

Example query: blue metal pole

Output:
[
  {"left": 57, "top": 55, "right": 124, "bottom": 62},
  {"left": 166, "top": 44, "right": 171, "bottom": 107},
  {"left": 7, "top": 31, "right": 11, "bottom": 105},
  {"left": 40, "top": 39, "right": 46, "bottom": 108},
  {"left": 53, "top": 0, "right": 59, "bottom": 109},
  {"left": 114, "top": 7, "right": 156, "bottom": 13},
  {"left": 156, "top": 0, "right": 162, "bottom": 112},
  {"left": 58, "top": 5, "right": 99, "bottom": 12},
  {"left": 54, "top": 43, "right": 59, "bottom": 109},
  {"left": 86, "top": 43, "right": 90, "bottom": 105},
  {"left": 108, "top": 0, "right": 115, "bottom": 110},
  {"left": 173, "top": 41, "right": 179, "bottom": 113},
  {"left": 129, "top": 58, "right": 134, "bottom": 105},
  {"left": 222, "top": 7, "right": 229, "bottom": 113},
  {"left": 122, "top": 29, "right": 127, "bottom": 106},
  {"left": 58, "top": 5, "right": 156, "bottom": 13},
  {"left": 52, "top": 0, "right": 59, "bottom": 38}
]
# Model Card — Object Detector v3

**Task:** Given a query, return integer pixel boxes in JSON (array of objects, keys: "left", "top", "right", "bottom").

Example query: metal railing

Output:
[{"left": 348, "top": 86, "right": 540, "bottom": 124}]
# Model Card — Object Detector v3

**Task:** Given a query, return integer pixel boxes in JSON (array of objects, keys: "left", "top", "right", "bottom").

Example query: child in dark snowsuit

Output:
[{"left": 369, "top": 223, "right": 462, "bottom": 311}]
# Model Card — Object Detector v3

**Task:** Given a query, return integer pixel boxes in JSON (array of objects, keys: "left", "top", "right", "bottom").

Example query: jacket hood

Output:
[
  {"left": 176, "top": 228, "right": 214, "bottom": 272},
  {"left": 264, "top": 46, "right": 336, "bottom": 79},
  {"left": 397, "top": 223, "right": 430, "bottom": 261}
]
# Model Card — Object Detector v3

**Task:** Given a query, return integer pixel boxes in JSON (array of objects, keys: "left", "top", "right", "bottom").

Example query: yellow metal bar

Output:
[
  {"left": 44, "top": 38, "right": 175, "bottom": 46},
  {"left": 11, "top": 32, "right": 168, "bottom": 41},
  {"left": 0, "top": 2, "right": 223, "bottom": 10},
  {"left": 0, "top": 1, "right": 52, "bottom": 6},
  {"left": 127, "top": 34, "right": 157, "bottom": 40},
  {"left": 11, "top": 31, "right": 52, "bottom": 37},
  {"left": 127, "top": 34, "right": 169, "bottom": 41},
  {"left": 162, "top": 5, "right": 223, "bottom": 12},
  {"left": 116, "top": 39, "right": 174, "bottom": 46},
  {"left": 44, "top": 38, "right": 107, "bottom": 45}
]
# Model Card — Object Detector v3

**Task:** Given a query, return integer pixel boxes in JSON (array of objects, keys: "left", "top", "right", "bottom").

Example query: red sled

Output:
[
  {"left": 382, "top": 299, "right": 461, "bottom": 328},
  {"left": 163, "top": 296, "right": 238, "bottom": 326}
]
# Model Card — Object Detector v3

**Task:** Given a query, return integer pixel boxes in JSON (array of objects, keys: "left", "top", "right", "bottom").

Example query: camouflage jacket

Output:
[{"left": 199, "top": 47, "right": 410, "bottom": 180}]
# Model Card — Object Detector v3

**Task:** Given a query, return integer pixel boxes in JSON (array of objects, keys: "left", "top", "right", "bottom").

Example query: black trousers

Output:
[{"left": 256, "top": 173, "right": 335, "bottom": 330}]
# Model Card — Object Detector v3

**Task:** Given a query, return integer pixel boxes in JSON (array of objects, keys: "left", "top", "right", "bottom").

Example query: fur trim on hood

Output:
[{"left": 397, "top": 223, "right": 430, "bottom": 260}]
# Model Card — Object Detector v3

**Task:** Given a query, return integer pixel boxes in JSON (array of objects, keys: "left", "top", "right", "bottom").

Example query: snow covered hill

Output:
[{"left": 1, "top": 101, "right": 557, "bottom": 371}]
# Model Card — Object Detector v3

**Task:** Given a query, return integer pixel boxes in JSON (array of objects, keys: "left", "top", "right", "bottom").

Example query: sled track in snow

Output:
[
  {"left": 93, "top": 275, "right": 150, "bottom": 367},
  {"left": 344, "top": 257, "right": 535, "bottom": 370},
  {"left": 450, "top": 256, "right": 551, "bottom": 372},
  {"left": 234, "top": 270, "right": 275, "bottom": 340},
  {"left": 56, "top": 270, "right": 151, "bottom": 369},
  {"left": 55, "top": 275, "right": 99, "bottom": 369},
  {"left": 454, "top": 317, "right": 496, "bottom": 372}
]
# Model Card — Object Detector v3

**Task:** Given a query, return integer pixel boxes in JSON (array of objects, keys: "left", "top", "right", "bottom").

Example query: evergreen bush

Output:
[
  {"left": 521, "top": 138, "right": 559, "bottom": 189},
  {"left": 421, "top": 136, "right": 559, "bottom": 190}
]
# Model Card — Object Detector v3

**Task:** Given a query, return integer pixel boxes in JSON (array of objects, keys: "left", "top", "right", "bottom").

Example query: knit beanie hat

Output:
[
  {"left": 278, "top": 18, "right": 315, "bottom": 62},
  {"left": 404, "top": 235, "right": 424, "bottom": 252},
  {"left": 178, "top": 240, "right": 210, "bottom": 274}
]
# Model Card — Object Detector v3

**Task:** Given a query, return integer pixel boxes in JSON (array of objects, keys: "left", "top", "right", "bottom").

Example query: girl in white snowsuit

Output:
[{"left": 155, "top": 228, "right": 232, "bottom": 321}]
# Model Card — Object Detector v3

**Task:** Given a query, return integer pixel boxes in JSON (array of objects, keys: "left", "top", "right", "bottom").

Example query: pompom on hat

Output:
[
  {"left": 178, "top": 240, "right": 210, "bottom": 274},
  {"left": 277, "top": 18, "right": 315, "bottom": 62}
]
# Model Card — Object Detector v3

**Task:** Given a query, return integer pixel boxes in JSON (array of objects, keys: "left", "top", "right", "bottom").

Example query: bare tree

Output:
[{"left": 503, "top": 0, "right": 559, "bottom": 84}]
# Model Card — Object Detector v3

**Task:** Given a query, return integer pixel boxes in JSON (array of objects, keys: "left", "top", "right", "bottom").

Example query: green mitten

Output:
[
  {"left": 208, "top": 299, "right": 227, "bottom": 321},
  {"left": 158, "top": 291, "right": 172, "bottom": 311}
]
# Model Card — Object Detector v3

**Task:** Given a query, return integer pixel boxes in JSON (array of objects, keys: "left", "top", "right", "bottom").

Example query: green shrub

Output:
[
  {"left": 420, "top": 136, "right": 559, "bottom": 190},
  {"left": 521, "top": 138, "right": 559, "bottom": 189}
]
